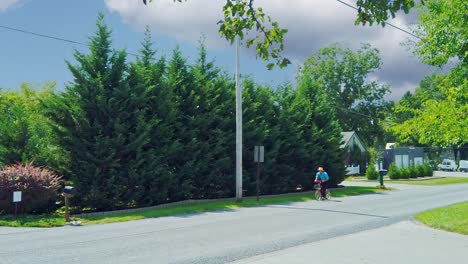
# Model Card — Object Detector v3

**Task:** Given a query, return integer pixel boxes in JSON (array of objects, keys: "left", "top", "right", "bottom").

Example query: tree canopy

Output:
[
  {"left": 390, "top": 68, "right": 467, "bottom": 148},
  {"left": 0, "top": 82, "right": 67, "bottom": 172},
  {"left": 412, "top": 0, "right": 468, "bottom": 67},
  {"left": 390, "top": 0, "right": 467, "bottom": 149},
  {"left": 298, "top": 43, "right": 390, "bottom": 147}
]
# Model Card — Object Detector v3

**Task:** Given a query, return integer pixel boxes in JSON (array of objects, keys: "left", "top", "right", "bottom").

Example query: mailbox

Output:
[
  {"left": 378, "top": 170, "right": 387, "bottom": 186},
  {"left": 64, "top": 186, "right": 76, "bottom": 197},
  {"left": 63, "top": 186, "right": 76, "bottom": 222}
]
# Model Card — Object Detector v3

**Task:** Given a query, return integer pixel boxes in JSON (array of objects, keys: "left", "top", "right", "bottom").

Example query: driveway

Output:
[{"left": 433, "top": 170, "right": 468, "bottom": 178}]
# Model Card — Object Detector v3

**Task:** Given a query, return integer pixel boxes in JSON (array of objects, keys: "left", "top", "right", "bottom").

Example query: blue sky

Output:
[
  {"left": 0, "top": 0, "right": 294, "bottom": 93},
  {"left": 0, "top": 0, "right": 442, "bottom": 100}
]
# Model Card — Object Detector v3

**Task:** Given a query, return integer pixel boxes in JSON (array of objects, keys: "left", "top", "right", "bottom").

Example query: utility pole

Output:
[{"left": 235, "top": 0, "right": 243, "bottom": 202}]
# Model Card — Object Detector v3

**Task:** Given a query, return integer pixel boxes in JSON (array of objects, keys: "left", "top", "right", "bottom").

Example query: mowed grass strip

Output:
[
  {"left": 415, "top": 201, "right": 468, "bottom": 235},
  {"left": 0, "top": 213, "right": 65, "bottom": 228},
  {"left": 387, "top": 177, "right": 468, "bottom": 185},
  {"left": 350, "top": 177, "right": 468, "bottom": 186},
  {"left": 1, "top": 186, "right": 385, "bottom": 227}
]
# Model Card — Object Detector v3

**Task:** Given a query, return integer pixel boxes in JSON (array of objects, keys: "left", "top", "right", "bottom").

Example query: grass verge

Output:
[
  {"left": 1, "top": 186, "right": 386, "bottom": 227},
  {"left": 387, "top": 177, "right": 468, "bottom": 185},
  {"left": 351, "top": 176, "right": 468, "bottom": 186},
  {"left": 414, "top": 201, "right": 468, "bottom": 235},
  {"left": 0, "top": 214, "right": 65, "bottom": 228}
]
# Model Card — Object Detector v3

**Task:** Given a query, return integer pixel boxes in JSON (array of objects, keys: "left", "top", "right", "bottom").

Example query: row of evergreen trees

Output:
[{"left": 5, "top": 15, "right": 346, "bottom": 211}]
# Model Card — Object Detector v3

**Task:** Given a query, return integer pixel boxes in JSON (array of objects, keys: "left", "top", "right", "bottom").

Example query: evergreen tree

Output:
[
  {"left": 165, "top": 46, "right": 197, "bottom": 201},
  {"left": 45, "top": 14, "right": 153, "bottom": 210},
  {"left": 127, "top": 27, "right": 174, "bottom": 206},
  {"left": 293, "top": 70, "right": 346, "bottom": 187},
  {"left": 242, "top": 80, "right": 282, "bottom": 195},
  {"left": 188, "top": 39, "right": 236, "bottom": 198},
  {"left": 273, "top": 84, "right": 308, "bottom": 192}
]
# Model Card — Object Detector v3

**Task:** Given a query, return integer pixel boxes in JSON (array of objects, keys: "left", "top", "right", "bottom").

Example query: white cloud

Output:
[
  {"left": 0, "top": 0, "right": 21, "bottom": 11},
  {"left": 105, "top": 0, "right": 226, "bottom": 48},
  {"left": 104, "top": 0, "right": 436, "bottom": 100}
]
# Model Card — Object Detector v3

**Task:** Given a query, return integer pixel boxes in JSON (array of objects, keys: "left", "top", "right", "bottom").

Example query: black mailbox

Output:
[
  {"left": 379, "top": 169, "right": 388, "bottom": 177},
  {"left": 64, "top": 186, "right": 76, "bottom": 196}
]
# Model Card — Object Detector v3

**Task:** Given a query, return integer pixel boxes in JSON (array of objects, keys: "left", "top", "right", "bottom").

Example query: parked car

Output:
[
  {"left": 459, "top": 160, "right": 468, "bottom": 172},
  {"left": 437, "top": 159, "right": 457, "bottom": 171}
]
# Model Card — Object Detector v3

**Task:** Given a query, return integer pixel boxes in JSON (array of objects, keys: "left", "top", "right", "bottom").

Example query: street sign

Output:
[
  {"left": 254, "top": 145, "right": 264, "bottom": 201},
  {"left": 254, "top": 146, "right": 264, "bottom": 163},
  {"left": 13, "top": 191, "right": 22, "bottom": 202}
]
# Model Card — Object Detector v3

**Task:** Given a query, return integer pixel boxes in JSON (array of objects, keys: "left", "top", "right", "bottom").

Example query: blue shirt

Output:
[{"left": 315, "top": 171, "right": 329, "bottom": 181}]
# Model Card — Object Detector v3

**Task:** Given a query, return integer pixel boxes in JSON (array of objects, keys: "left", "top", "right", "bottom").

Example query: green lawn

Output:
[
  {"left": 387, "top": 177, "right": 468, "bottom": 186},
  {"left": 415, "top": 202, "right": 468, "bottom": 235},
  {"left": 0, "top": 186, "right": 386, "bottom": 227},
  {"left": 0, "top": 214, "right": 65, "bottom": 228},
  {"left": 351, "top": 176, "right": 468, "bottom": 186}
]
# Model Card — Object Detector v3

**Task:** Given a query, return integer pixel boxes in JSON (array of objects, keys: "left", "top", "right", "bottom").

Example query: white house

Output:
[{"left": 341, "top": 131, "right": 367, "bottom": 175}]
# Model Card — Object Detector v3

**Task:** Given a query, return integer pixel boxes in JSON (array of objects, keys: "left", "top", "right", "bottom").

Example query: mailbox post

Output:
[
  {"left": 63, "top": 186, "right": 76, "bottom": 222},
  {"left": 378, "top": 169, "right": 387, "bottom": 187}
]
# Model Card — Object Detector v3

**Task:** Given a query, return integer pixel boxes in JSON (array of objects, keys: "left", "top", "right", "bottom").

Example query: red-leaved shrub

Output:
[{"left": 0, "top": 162, "right": 63, "bottom": 214}]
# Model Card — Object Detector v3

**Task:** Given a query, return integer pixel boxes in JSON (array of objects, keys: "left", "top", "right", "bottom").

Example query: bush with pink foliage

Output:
[{"left": 0, "top": 162, "right": 63, "bottom": 214}]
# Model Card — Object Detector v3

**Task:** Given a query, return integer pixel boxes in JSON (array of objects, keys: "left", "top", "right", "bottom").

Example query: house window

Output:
[
  {"left": 395, "top": 155, "right": 410, "bottom": 168},
  {"left": 414, "top": 157, "right": 423, "bottom": 166}
]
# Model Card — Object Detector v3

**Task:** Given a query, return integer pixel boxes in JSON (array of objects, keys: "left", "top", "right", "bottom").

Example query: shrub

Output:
[
  {"left": 416, "top": 165, "right": 425, "bottom": 177},
  {"left": 387, "top": 163, "right": 400, "bottom": 180},
  {"left": 365, "top": 163, "right": 379, "bottom": 180},
  {"left": 400, "top": 168, "right": 410, "bottom": 179},
  {"left": 409, "top": 166, "right": 418, "bottom": 178},
  {"left": 423, "top": 164, "right": 433, "bottom": 176},
  {"left": 0, "top": 162, "right": 63, "bottom": 214}
]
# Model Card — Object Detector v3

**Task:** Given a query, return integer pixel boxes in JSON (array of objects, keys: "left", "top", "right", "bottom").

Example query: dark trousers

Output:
[{"left": 320, "top": 181, "right": 328, "bottom": 198}]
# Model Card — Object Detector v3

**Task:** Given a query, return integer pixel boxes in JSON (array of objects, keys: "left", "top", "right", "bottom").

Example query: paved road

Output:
[
  {"left": 231, "top": 220, "right": 468, "bottom": 264},
  {"left": 1, "top": 183, "right": 467, "bottom": 264}
]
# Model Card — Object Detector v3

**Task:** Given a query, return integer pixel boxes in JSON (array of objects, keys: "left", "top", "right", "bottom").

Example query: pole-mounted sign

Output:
[
  {"left": 254, "top": 146, "right": 264, "bottom": 201},
  {"left": 254, "top": 146, "right": 264, "bottom": 163},
  {"left": 13, "top": 191, "right": 22, "bottom": 202},
  {"left": 13, "top": 191, "right": 22, "bottom": 217}
]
